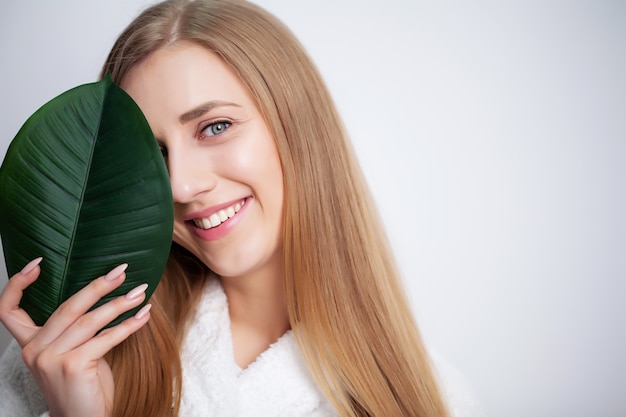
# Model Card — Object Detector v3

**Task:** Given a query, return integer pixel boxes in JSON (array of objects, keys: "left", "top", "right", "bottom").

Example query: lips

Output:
[{"left": 188, "top": 198, "right": 247, "bottom": 230}]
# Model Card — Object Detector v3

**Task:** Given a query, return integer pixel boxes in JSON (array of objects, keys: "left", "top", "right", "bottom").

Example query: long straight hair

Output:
[{"left": 102, "top": 1, "right": 449, "bottom": 416}]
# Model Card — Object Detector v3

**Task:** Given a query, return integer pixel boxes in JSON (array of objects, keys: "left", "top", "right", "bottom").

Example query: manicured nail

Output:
[
  {"left": 21, "top": 257, "right": 43, "bottom": 274},
  {"left": 104, "top": 263, "right": 128, "bottom": 281},
  {"left": 134, "top": 303, "right": 152, "bottom": 319},
  {"left": 126, "top": 283, "right": 148, "bottom": 300}
]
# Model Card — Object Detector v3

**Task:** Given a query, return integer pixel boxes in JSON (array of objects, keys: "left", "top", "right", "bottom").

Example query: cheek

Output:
[
  {"left": 221, "top": 130, "right": 283, "bottom": 192},
  {"left": 252, "top": 138, "right": 284, "bottom": 203},
  {"left": 172, "top": 220, "right": 188, "bottom": 243}
]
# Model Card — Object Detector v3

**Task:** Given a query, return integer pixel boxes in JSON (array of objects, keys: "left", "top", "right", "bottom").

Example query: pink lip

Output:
[{"left": 183, "top": 197, "right": 251, "bottom": 241}]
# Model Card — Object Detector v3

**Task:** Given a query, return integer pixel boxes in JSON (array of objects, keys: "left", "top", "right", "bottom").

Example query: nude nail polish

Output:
[
  {"left": 20, "top": 257, "right": 43, "bottom": 274},
  {"left": 134, "top": 303, "right": 152, "bottom": 319},
  {"left": 104, "top": 263, "right": 128, "bottom": 281},
  {"left": 126, "top": 283, "right": 148, "bottom": 300}
]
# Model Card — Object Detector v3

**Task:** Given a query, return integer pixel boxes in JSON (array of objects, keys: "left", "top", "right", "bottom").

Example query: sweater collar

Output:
[{"left": 179, "top": 278, "right": 329, "bottom": 417}]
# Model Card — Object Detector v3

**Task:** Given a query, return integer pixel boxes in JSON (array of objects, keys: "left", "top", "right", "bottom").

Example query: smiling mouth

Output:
[{"left": 191, "top": 199, "right": 246, "bottom": 230}]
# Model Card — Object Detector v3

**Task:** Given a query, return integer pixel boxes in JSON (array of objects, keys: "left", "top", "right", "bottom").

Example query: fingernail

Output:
[
  {"left": 21, "top": 257, "right": 43, "bottom": 274},
  {"left": 104, "top": 263, "right": 128, "bottom": 281},
  {"left": 126, "top": 283, "right": 148, "bottom": 300},
  {"left": 134, "top": 303, "right": 152, "bottom": 320}
]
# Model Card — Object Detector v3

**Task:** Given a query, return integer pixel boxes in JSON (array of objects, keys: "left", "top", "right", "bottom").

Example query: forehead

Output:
[{"left": 120, "top": 41, "right": 252, "bottom": 115}]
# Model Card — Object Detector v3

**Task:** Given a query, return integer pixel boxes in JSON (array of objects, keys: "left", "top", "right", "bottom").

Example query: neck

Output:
[{"left": 220, "top": 258, "right": 290, "bottom": 368}]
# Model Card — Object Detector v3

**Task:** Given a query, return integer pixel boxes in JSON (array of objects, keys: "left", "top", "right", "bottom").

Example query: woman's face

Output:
[{"left": 121, "top": 42, "right": 284, "bottom": 279}]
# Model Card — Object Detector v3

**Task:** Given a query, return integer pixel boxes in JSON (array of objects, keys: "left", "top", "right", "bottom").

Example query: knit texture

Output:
[
  {"left": 178, "top": 278, "right": 334, "bottom": 416},
  {"left": 0, "top": 277, "right": 484, "bottom": 417}
]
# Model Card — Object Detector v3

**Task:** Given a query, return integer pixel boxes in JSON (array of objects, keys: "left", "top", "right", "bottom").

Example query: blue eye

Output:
[{"left": 202, "top": 121, "right": 231, "bottom": 136}]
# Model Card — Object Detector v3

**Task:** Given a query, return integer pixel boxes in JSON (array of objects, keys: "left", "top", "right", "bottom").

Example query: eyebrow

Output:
[{"left": 179, "top": 100, "right": 241, "bottom": 124}]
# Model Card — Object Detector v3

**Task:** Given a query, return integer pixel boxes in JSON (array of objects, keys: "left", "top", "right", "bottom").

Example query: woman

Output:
[{"left": 0, "top": 1, "right": 481, "bottom": 416}]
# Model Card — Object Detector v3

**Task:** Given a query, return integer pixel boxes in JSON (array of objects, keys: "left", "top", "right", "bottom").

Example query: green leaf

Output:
[{"left": 0, "top": 75, "right": 173, "bottom": 328}]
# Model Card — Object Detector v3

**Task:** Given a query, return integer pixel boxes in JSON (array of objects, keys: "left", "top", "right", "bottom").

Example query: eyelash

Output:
[
  {"left": 199, "top": 119, "right": 232, "bottom": 139},
  {"left": 158, "top": 144, "right": 168, "bottom": 158},
  {"left": 157, "top": 119, "right": 232, "bottom": 158}
]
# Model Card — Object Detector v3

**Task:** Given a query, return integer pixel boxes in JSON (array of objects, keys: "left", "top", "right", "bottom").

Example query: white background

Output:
[{"left": 1, "top": 1, "right": 624, "bottom": 416}]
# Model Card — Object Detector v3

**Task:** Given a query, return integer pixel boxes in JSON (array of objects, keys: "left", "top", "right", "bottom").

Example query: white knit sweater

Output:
[{"left": 0, "top": 278, "right": 484, "bottom": 417}]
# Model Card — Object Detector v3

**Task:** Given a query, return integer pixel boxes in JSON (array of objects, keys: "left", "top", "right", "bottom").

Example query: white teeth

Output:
[
  {"left": 192, "top": 199, "right": 245, "bottom": 230},
  {"left": 209, "top": 213, "right": 221, "bottom": 227}
]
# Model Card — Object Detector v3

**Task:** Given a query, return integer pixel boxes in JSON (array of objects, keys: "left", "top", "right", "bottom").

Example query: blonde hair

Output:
[{"left": 102, "top": 1, "right": 449, "bottom": 416}]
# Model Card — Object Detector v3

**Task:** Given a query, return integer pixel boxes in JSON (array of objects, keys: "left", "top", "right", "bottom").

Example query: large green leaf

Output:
[{"left": 0, "top": 75, "right": 173, "bottom": 328}]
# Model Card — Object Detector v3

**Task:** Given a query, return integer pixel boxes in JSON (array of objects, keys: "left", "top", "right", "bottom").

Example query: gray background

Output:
[{"left": 1, "top": 1, "right": 625, "bottom": 416}]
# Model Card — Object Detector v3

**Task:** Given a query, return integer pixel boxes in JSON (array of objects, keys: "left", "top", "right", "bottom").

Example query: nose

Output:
[{"left": 167, "top": 146, "right": 217, "bottom": 203}]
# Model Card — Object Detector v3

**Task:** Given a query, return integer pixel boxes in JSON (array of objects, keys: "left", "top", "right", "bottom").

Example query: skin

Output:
[
  {"left": 121, "top": 42, "right": 289, "bottom": 368},
  {"left": 0, "top": 260, "right": 150, "bottom": 417},
  {"left": 0, "top": 41, "right": 289, "bottom": 417}
]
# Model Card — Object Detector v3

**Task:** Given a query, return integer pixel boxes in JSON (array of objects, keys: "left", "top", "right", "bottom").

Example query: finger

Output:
[
  {"left": 76, "top": 303, "right": 152, "bottom": 360},
  {"left": 32, "top": 264, "right": 129, "bottom": 346},
  {"left": 0, "top": 258, "right": 43, "bottom": 346},
  {"left": 0, "top": 257, "right": 43, "bottom": 312},
  {"left": 50, "top": 283, "right": 149, "bottom": 353}
]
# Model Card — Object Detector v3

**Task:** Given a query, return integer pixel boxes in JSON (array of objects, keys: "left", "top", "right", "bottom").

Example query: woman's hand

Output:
[{"left": 0, "top": 258, "right": 152, "bottom": 417}]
